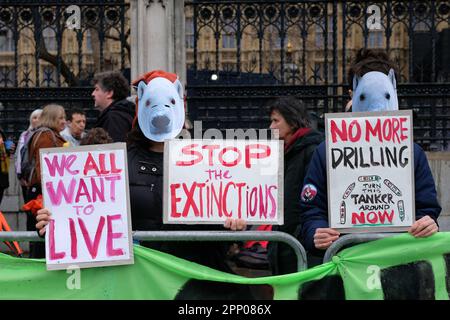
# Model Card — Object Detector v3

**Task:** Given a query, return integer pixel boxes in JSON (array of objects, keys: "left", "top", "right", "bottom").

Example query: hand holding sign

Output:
[
  {"left": 224, "top": 218, "right": 247, "bottom": 231},
  {"left": 313, "top": 228, "right": 340, "bottom": 250},
  {"left": 36, "top": 208, "right": 51, "bottom": 237},
  {"left": 408, "top": 215, "right": 438, "bottom": 238}
]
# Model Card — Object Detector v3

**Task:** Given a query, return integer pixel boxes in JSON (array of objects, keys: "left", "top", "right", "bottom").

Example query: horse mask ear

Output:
[
  {"left": 352, "top": 75, "right": 361, "bottom": 93},
  {"left": 138, "top": 81, "right": 147, "bottom": 100},
  {"left": 388, "top": 68, "right": 397, "bottom": 90},
  {"left": 174, "top": 79, "right": 183, "bottom": 100}
]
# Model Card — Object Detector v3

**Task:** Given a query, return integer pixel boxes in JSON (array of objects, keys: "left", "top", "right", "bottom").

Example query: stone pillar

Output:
[
  {"left": 427, "top": 152, "right": 450, "bottom": 231},
  {"left": 130, "top": 0, "right": 186, "bottom": 85}
]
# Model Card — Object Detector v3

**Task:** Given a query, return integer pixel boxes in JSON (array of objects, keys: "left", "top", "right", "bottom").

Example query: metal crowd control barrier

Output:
[
  {"left": 0, "top": 230, "right": 308, "bottom": 272},
  {"left": 323, "top": 233, "right": 395, "bottom": 263}
]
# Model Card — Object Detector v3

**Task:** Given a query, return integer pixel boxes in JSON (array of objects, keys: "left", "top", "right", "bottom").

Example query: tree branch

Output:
[
  {"left": 37, "top": 38, "right": 79, "bottom": 87},
  {"left": 104, "top": 29, "right": 131, "bottom": 58}
]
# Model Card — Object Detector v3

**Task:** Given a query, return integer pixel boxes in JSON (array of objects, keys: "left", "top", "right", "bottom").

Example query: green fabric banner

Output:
[{"left": 0, "top": 232, "right": 449, "bottom": 299}]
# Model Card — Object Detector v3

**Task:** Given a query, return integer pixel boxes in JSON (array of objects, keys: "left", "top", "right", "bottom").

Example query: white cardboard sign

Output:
[
  {"left": 40, "top": 143, "right": 134, "bottom": 270},
  {"left": 325, "top": 111, "right": 415, "bottom": 232},
  {"left": 164, "top": 139, "right": 284, "bottom": 225}
]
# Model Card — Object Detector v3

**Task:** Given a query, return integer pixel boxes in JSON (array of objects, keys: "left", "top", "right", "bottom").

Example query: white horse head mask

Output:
[
  {"left": 136, "top": 72, "right": 184, "bottom": 142},
  {"left": 352, "top": 69, "right": 398, "bottom": 112}
]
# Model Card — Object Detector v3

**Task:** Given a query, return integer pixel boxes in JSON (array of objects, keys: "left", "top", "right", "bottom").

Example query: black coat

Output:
[
  {"left": 94, "top": 99, "right": 135, "bottom": 142},
  {"left": 127, "top": 144, "right": 234, "bottom": 273},
  {"left": 0, "top": 129, "right": 9, "bottom": 189},
  {"left": 268, "top": 129, "right": 324, "bottom": 275}
]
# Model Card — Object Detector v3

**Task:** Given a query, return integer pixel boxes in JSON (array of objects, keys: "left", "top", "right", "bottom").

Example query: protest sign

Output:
[
  {"left": 325, "top": 111, "right": 414, "bottom": 232},
  {"left": 164, "top": 139, "right": 283, "bottom": 224},
  {"left": 40, "top": 143, "right": 133, "bottom": 270}
]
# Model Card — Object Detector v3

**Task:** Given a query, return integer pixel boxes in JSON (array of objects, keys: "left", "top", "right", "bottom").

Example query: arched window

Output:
[
  {"left": 0, "top": 29, "right": 14, "bottom": 52},
  {"left": 368, "top": 31, "right": 383, "bottom": 48},
  {"left": 186, "top": 17, "right": 195, "bottom": 49},
  {"left": 85, "top": 29, "right": 93, "bottom": 53},
  {"left": 222, "top": 24, "right": 236, "bottom": 49},
  {"left": 42, "top": 27, "right": 57, "bottom": 51}
]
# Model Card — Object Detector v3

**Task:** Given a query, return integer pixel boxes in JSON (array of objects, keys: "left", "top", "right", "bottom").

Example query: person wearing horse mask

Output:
[
  {"left": 299, "top": 49, "right": 441, "bottom": 267},
  {"left": 35, "top": 70, "right": 254, "bottom": 299}
]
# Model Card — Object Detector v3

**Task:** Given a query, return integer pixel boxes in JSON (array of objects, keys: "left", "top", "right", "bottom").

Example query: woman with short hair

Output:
[{"left": 267, "top": 96, "right": 324, "bottom": 275}]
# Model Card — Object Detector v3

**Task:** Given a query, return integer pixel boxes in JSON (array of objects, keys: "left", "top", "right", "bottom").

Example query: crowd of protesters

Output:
[{"left": 0, "top": 50, "right": 442, "bottom": 283}]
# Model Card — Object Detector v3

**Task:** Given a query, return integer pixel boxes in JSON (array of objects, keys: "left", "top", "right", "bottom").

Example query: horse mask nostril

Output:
[
  {"left": 152, "top": 115, "right": 170, "bottom": 128},
  {"left": 360, "top": 94, "right": 365, "bottom": 101},
  {"left": 385, "top": 93, "right": 391, "bottom": 100}
]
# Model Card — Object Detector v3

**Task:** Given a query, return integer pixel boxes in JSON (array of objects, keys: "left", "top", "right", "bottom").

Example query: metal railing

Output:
[
  {"left": 0, "top": 230, "right": 308, "bottom": 272},
  {"left": 185, "top": 0, "right": 450, "bottom": 151},
  {"left": 323, "top": 233, "right": 395, "bottom": 263}
]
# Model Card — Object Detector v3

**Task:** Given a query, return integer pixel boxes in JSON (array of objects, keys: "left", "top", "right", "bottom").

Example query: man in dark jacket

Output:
[{"left": 92, "top": 71, "right": 135, "bottom": 142}]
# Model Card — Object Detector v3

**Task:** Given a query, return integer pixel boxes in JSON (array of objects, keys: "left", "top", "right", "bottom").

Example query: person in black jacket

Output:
[
  {"left": 36, "top": 70, "right": 253, "bottom": 299},
  {"left": 0, "top": 128, "right": 15, "bottom": 206},
  {"left": 92, "top": 71, "right": 135, "bottom": 142},
  {"left": 266, "top": 97, "right": 324, "bottom": 275},
  {"left": 125, "top": 71, "right": 249, "bottom": 295},
  {"left": 126, "top": 124, "right": 245, "bottom": 274}
]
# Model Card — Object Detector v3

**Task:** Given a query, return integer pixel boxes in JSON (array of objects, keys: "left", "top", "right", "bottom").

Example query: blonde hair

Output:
[
  {"left": 28, "top": 109, "right": 43, "bottom": 130},
  {"left": 39, "top": 104, "right": 66, "bottom": 130}
]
